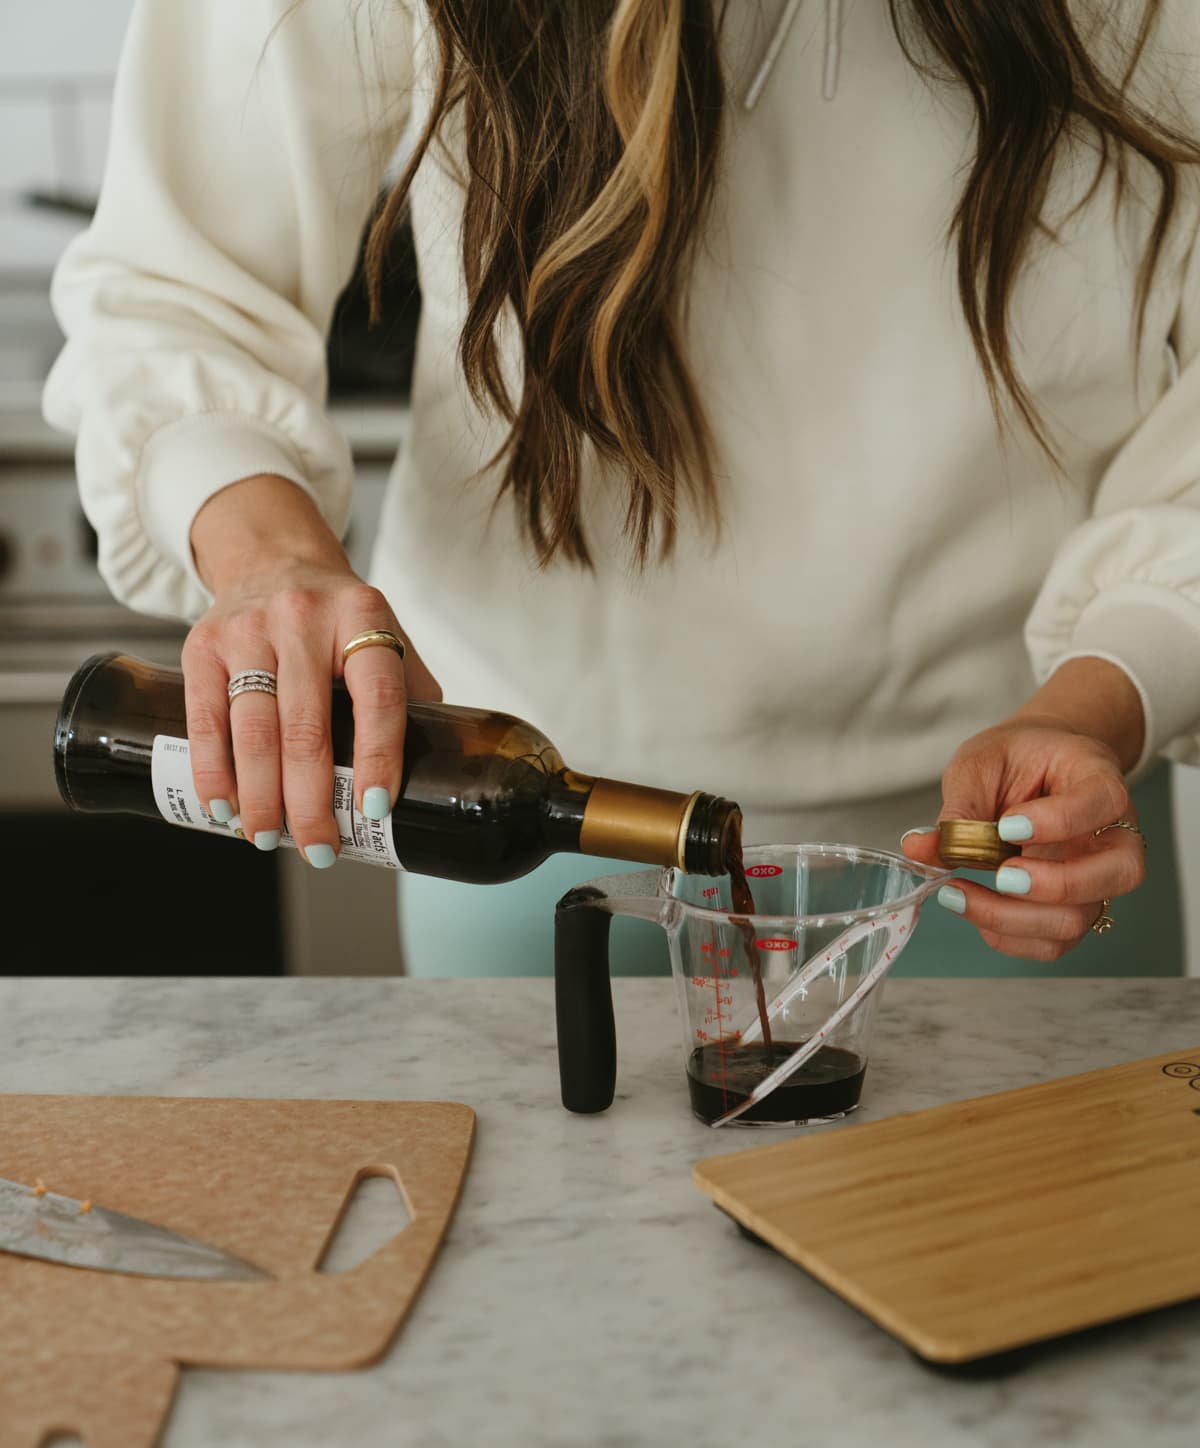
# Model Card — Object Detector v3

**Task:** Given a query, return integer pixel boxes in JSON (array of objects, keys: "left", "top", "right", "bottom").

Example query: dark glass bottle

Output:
[{"left": 53, "top": 653, "right": 741, "bottom": 883}]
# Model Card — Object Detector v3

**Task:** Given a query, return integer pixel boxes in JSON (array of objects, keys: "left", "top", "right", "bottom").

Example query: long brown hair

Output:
[{"left": 367, "top": 0, "right": 1200, "bottom": 565}]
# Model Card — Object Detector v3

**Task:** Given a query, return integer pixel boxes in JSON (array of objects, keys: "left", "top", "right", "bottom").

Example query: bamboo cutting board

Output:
[
  {"left": 0, "top": 1095, "right": 475, "bottom": 1448},
  {"left": 694, "top": 1048, "right": 1200, "bottom": 1364}
]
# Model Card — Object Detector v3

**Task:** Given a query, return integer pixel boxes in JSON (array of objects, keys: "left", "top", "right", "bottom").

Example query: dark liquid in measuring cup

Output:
[
  {"left": 698, "top": 836, "right": 865, "bottom": 1125},
  {"left": 725, "top": 837, "right": 773, "bottom": 1051},
  {"left": 687, "top": 1042, "right": 866, "bottom": 1125}
]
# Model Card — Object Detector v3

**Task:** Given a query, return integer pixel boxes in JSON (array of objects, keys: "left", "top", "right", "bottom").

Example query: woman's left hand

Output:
[{"left": 901, "top": 715, "right": 1147, "bottom": 961}]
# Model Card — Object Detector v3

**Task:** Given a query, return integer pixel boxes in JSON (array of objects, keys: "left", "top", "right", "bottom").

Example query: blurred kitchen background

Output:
[
  {"left": 0, "top": 0, "right": 417, "bottom": 975},
  {"left": 1, "top": 3, "right": 1197, "bottom": 976}
]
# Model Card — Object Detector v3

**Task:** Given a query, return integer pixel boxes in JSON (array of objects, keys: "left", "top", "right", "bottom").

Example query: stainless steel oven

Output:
[{"left": 0, "top": 279, "right": 408, "bottom": 975}]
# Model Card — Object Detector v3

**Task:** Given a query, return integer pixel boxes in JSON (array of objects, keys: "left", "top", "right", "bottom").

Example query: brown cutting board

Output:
[
  {"left": 694, "top": 1048, "right": 1200, "bottom": 1364},
  {"left": 0, "top": 1095, "right": 475, "bottom": 1448}
]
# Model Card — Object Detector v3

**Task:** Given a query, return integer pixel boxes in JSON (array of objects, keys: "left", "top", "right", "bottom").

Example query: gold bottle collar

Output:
[{"left": 579, "top": 781, "right": 700, "bottom": 871}]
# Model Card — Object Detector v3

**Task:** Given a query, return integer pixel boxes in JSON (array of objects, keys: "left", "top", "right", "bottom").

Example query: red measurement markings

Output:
[
  {"left": 703, "top": 992, "right": 734, "bottom": 1027},
  {"left": 695, "top": 883, "right": 737, "bottom": 1108},
  {"left": 705, "top": 919, "right": 732, "bottom": 1111}
]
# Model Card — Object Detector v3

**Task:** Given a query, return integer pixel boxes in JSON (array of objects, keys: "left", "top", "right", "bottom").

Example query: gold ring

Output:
[
  {"left": 1092, "top": 817, "right": 1147, "bottom": 848},
  {"left": 341, "top": 629, "right": 406, "bottom": 666},
  {"left": 1091, "top": 898, "right": 1115, "bottom": 935}
]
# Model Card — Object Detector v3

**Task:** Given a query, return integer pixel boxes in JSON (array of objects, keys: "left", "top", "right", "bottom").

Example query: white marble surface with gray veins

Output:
[{"left": 2, "top": 976, "right": 1198, "bottom": 1448}]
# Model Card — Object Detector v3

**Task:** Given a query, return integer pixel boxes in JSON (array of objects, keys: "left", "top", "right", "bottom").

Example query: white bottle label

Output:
[{"left": 151, "top": 735, "right": 402, "bottom": 869}]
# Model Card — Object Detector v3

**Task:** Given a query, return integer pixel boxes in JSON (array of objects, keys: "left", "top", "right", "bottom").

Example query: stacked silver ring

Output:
[{"left": 228, "top": 669, "right": 278, "bottom": 704}]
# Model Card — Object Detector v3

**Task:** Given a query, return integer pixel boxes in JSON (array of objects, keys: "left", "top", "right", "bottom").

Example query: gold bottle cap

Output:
[{"left": 937, "top": 819, "right": 1021, "bottom": 871}]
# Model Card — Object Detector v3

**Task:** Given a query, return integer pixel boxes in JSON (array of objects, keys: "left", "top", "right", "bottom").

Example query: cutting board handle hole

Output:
[
  {"left": 316, "top": 1167, "right": 413, "bottom": 1274},
  {"left": 40, "top": 1435, "right": 91, "bottom": 1447}
]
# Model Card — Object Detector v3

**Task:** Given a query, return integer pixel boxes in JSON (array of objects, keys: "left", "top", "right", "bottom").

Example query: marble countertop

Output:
[{"left": 2, "top": 976, "right": 1198, "bottom": 1448}]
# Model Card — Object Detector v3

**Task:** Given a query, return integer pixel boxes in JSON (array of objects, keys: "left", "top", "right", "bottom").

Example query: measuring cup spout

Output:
[{"left": 555, "top": 870, "right": 673, "bottom": 1114}]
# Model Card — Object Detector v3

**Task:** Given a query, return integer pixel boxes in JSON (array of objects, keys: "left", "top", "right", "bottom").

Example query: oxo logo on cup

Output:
[
  {"left": 755, "top": 937, "right": 797, "bottom": 951},
  {"left": 744, "top": 864, "right": 783, "bottom": 878}
]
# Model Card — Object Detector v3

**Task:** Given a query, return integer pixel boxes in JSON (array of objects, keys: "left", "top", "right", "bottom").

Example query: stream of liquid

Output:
[{"left": 724, "top": 835, "right": 773, "bottom": 1051}]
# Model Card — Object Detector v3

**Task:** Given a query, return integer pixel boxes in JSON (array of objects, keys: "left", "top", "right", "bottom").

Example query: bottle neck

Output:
[{"left": 577, "top": 780, "right": 741, "bottom": 874}]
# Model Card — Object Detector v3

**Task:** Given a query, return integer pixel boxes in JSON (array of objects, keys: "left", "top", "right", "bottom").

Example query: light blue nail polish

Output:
[
  {"left": 900, "top": 826, "right": 937, "bottom": 843},
  {"left": 998, "top": 814, "right": 1034, "bottom": 843},
  {"left": 305, "top": 844, "right": 337, "bottom": 870},
  {"left": 254, "top": 830, "right": 280, "bottom": 853},
  {"left": 996, "top": 866, "right": 1032, "bottom": 896},
  {"left": 938, "top": 885, "right": 967, "bottom": 915},
  {"left": 362, "top": 786, "right": 391, "bottom": 821},
  {"left": 208, "top": 799, "right": 233, "bottom": 824}
]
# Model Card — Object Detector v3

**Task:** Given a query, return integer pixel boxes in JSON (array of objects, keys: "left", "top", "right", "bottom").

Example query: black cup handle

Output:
[{"left": 555, "top": 886, "right": 617, "bottom": 1113}]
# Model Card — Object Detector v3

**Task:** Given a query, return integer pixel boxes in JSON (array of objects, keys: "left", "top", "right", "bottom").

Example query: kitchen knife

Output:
[{"left": 0, "top": 1176, "right": 271, "bottom": 1281}]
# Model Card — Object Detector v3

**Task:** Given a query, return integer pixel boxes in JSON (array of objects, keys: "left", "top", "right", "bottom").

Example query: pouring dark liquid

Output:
[
  {"left": 692, "top": 835, "right": 866, "bottom": 1125},
  {"left": 725, "top": 837, "right": 773, "bottom": 1052}
]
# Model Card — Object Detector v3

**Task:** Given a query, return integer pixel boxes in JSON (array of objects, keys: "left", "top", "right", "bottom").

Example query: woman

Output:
[{"left": 44, "top": 0, "right": 1200, "bottom": 977}]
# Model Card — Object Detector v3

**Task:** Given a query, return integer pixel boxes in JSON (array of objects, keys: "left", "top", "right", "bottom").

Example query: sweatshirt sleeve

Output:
[
  {"left": 1024, "top": 205, "right": 1200, "bottom": 779},
  {"left": 42, "top": 0, "right": 416, "bottom": 621}
]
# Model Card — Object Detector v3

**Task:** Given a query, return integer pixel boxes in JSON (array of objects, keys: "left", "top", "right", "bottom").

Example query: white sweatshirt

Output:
[{"left": 43, "top": 0, "right": 1200, "bottom": 849}]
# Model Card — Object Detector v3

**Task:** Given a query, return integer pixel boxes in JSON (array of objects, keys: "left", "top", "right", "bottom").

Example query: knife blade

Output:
[{"left": 0, "top": 1177, "right": 272, "bottom": 1281}]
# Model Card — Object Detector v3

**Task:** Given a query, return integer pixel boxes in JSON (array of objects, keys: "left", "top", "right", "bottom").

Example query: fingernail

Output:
[
  {"left": 208, "top": 799, "right": 234, "bottom": 824},
  {"left": 362, "top": 786, "right": 391, "bottom": 821},
  {"left": 996, "top": 866, "right": 1032, "bottom": 896},
  {"left": 900, "top": 826, "right": 937, "bottom": 843},
  {"left": 937, "top": 885, "right": 967, "bottom": 915},
  {"left": 998, "top": 814, "right": 1034, "bottom": 843},
  {"left": 254, "top": 830, "right": 280, "bottom": 853},
  {"left": 305, "top": 844, "right": 337, "bottom": 870}
]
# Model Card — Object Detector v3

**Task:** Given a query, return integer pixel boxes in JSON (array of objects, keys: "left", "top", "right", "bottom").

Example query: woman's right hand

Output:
[{"left": 182, "top": 474, "right": 442, "bottom": 864}]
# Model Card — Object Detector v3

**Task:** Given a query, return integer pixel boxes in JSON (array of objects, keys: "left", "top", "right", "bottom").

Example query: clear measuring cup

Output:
[{"left": 555, "top": 844, "right": 950, "bottom": 1127}]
